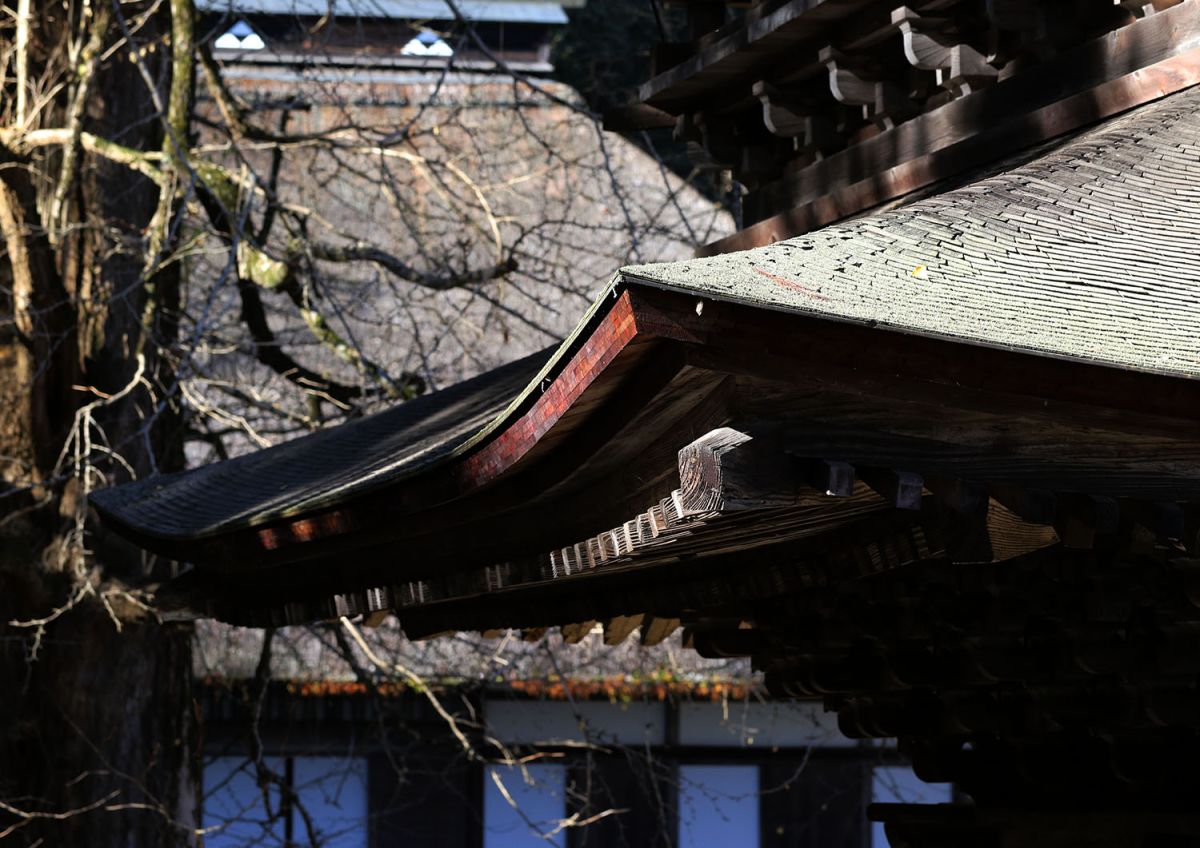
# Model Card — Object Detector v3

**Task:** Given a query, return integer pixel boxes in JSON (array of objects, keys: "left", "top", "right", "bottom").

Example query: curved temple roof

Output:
[
  {"left": 92, "top": 86, "right": 1200, "bottom": 562},
  {"left": 93, "top": 349, "right": 551, "bottom": 543}
]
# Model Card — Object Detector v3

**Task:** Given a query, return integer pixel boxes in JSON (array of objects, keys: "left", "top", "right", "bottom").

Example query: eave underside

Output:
[
  {"left": 167, "top": 284, "right": 1200, "bottom": 627},
  {"left": 618, "top": 1, "right": 1200, "bottom": 255}
]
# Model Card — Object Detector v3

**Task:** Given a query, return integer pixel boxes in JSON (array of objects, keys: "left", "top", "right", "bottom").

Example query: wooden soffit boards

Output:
[{"left": 638, "top": 0, "right": 875, "bottom": 111}]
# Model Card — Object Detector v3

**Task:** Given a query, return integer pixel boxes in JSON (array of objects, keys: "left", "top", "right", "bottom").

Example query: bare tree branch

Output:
[{"left": 308, "top": 240, "right": 517, "bottom": 290}]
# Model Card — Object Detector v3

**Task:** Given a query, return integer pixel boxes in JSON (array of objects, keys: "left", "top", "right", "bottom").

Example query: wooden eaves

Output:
[{"left": 92, "top": 85, "right": 1200, "bottom": 635}]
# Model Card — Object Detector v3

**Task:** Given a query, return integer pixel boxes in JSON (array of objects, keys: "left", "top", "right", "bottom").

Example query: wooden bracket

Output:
[
  {"left": 677, "top": 427, "right": 803, "bottom": 514},
  {"left": 560, "top": 620, "right": 596, "bottom": 643},
  {"left": 603, "top": 614, "right": 645, "bottom": 645},
  {"left": 1055, "top": 494, "right": 1120, "bottom": 549},
  {"left": 752, "top": 80, "right": 842, "bottom": 157},
  {"left": 819, "top": 46, "right": 916, "bottom": 128},
  {"left": 752, "top": 80, "right": 811, "bottom": 137},
  {"left": 893, "top": 6, "right": 998, "bottom": 96},
  {"left": 640, "top": 616, "right": 680, "bottom": 646},
  {"left": 521, "top": 626, "right": 548, "bottom": 642},
  {"left": 860, "top": 468, "right": 925, "bottom": 510}
]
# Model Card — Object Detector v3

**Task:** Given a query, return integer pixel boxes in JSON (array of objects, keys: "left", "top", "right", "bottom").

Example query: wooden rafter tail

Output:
[
  {"left": 981, "top": 498, "right": 1060, "bottom": 563},
  {"left": 1054, "top": 494, "right": 1121, "bottom": 550},
  {"left": 677, "top": 427, "right": 873, "bottom": 515},
  {"left": 640, "top": 616, "right": 680, "bottom": 647},
  {"left": 859, "top": 468, "right": 925, "bottom": 510},
  {"left": 560, "top": 621, "right": 597, "bottom": 644},
  {"left": 603, "top": 614, "right": 646, "bottom": 646}
]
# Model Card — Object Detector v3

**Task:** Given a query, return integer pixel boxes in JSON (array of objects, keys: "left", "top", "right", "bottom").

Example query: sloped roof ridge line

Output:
[{"left": 88, "top": 276, "right": 625, "bottom": 541}]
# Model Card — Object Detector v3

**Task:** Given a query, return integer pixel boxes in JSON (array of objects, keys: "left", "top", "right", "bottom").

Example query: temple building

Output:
[
  {"left": 95, "top": 2, "right": 1200, "bottom": 845},
  {"left": 200, "top": 0, "right": 581, "bottom": 72},
  {"left": 195, "top": 621, "right": 926, "bottom": 846}
]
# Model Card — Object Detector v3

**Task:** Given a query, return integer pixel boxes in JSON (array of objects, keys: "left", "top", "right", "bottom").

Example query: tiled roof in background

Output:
[
  {"left": 194, "top": 618, "right": 752, "bottom": 689},
  {"left": 196, "top": 0, "right": 571, "bottom": 24}
]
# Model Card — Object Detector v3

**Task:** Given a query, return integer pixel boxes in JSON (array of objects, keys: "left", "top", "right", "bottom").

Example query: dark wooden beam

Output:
[
  {"left": 677, "top": 427, "right": 859, "bottom": 514},
  {"left": 860, "top": 468, "right": 924, "bottom": 510},
  {"left": 602, "top": 102, "right": 677, "bottom": 132},
  {"left": 1055, "top": 494, "right": 1120, "bottom": 549}
]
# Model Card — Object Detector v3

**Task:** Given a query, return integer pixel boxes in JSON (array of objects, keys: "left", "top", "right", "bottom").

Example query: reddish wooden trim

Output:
[
  {"left": 252, "top": 279, "right": 1200, "bottom": 557},
  {"left": 701, "top": 49, "right": 1200, "bottom": 256},
  {"left": 250, "top": 290, "right": 644, "bottom": 555},
  {"left": 257, "top": 510, "right": 354, "bottom": 552},
  {"left": 131, "top": 271, "right": 1200, "bottom": 576},
  {"left": 454, "top": 290, "right": 640, "bottom": 488}
]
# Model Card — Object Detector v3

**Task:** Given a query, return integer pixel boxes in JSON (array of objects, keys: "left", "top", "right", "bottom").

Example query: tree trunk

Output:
[{"left": 0, "top": 2, "right": 194, "bottom": 843}]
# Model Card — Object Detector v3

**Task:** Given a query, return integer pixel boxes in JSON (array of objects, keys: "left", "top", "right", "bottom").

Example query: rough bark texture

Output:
[{"left": 0, "top": 2, "right": 194, "bottom": 843}]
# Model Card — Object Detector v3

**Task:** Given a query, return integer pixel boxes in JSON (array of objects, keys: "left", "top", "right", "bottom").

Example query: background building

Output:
[
  {"left": 201, "top": 0, "right": 583, "bottom": 72},
  {"left": 195, "top": 622, "right": 951, "bottom": 847}
]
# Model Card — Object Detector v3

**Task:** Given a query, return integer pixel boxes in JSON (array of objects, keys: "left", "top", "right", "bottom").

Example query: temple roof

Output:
[
  {"left": 91, "top": 86, "right": 1200, "bottom": 564},
  {"left": 92, "top": 348, "right": 550, "bottom": 541},
  {"left": 624, "top": 87, "right": 1200, "bottom": 378},
  {"left": 85, "top": 85, "right": 1200, "bottom": 664}
]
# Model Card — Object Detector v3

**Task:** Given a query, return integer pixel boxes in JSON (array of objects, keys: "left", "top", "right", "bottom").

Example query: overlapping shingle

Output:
[{"left": 624, "top": 87, "right": 1200, "bottom": 379}]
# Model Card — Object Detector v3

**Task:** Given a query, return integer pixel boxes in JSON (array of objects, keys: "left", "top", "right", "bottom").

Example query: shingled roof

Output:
[
  {"left": 91, "top": 86, "right": 1200, "bottom": 617},
  {"left": 93, "top": 348, "right": 550, "bottom": 543},
  {"left": 624, "top": 86, "right": 1200, "bottom": 378}
]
